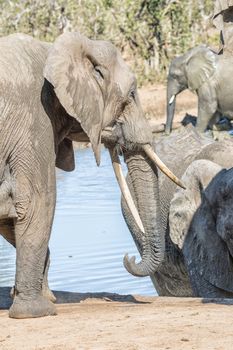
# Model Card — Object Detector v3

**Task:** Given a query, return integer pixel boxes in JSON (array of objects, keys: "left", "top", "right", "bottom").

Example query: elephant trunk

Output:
[
  {"left": 165, "top": 79, "right": 181, "bottom": 135},
  {"left": 121, "top": 151, "right": 164, "bottom": 277}
]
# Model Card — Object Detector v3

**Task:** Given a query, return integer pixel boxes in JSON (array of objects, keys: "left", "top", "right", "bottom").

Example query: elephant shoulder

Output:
[
  {"left": 185, "top": 45, "right": 218, "bottom": 91},
  {"left": 197, "top": 139, "right": 233, "bottom": 169}
]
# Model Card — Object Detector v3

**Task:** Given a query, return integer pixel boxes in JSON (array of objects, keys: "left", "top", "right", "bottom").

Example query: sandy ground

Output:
[
  {"left": 0, "top": 289, "right": 233, "bottom": 350},
  {"left": 1, "top": 84, "right": 230, "bottom": 350},
  {"left": 138, "top": 83, "right": 197, "bottom": 123}
]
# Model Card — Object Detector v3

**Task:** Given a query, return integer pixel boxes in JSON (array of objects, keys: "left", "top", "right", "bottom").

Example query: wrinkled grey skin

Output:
[
  {"left": 0, "top": 32, "right": 161, "bottom": 319},
  {"left": 122, "top": 125, "right": 233, "bottom": 296},
  {"left": 165, "top": 45, "right": 233, "bottom": 134},
  {"left": 171, "top": 159, "right": 233, "bottom": 297},
  {"left": 0, "top": 167, "right": 55, "bottom": 303}
]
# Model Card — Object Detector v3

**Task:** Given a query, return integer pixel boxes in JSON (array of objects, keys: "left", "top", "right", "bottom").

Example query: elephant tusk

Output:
[
  {"left": 142, "top": 144, "right": 186, "bottom": 189},
  {"left": 169, "top": 95, "right": 175, "bottom": 104},
  {"left": 109, "top": 148, "right": 145, "bottom": 234}
]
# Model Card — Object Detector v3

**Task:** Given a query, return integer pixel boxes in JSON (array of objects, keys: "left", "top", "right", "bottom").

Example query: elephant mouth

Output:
[
  {"left": 108, "top": 143, "right": 185, "bottom": 234},
  {"left": 68, "top": 128, "right": 185, "bottom": 229}
]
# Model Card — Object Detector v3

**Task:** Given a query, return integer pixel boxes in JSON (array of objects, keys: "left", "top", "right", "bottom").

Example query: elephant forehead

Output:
[
  {"left": 90, "top": 39, "right": 117, "bottom": 63},
  {"left": 114, "top": 66, "right": 135, "bottom": 96},
  {"left": 92, "top": 40, "right": 135, "bottom": 93},
  {"left": 170, "top": 56, "right": 181, "bottom": 70},
  {"left": 219, "top": 168, "right": 233, "bottom": 191}
]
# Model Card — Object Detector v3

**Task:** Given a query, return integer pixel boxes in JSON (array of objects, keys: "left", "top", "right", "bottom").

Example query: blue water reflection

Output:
[{"left": 0, "top": 147, "right": 155, "bottom": 296}]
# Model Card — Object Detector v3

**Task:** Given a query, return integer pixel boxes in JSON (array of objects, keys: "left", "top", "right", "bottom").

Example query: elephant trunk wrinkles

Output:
[
  {"left": 165, "top": 80, "right": 179, "bottom": 135},
  {"left": 122, "top": 152, "right": 164, "bottom": 277}
]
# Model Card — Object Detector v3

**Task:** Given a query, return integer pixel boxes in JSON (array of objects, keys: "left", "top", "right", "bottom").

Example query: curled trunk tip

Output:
[{"left": 123, "top": 252, "right": 163, "bottom": 277}]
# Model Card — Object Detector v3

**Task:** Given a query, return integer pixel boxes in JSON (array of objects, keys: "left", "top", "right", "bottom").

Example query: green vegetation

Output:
[{"left": 0, "top": 0, "right": 217, "bottom": 83}]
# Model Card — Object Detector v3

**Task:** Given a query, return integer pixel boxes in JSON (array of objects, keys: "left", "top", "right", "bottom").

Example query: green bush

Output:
[{"left": 0, "top": 0, "right": 217, "bottom": 83}]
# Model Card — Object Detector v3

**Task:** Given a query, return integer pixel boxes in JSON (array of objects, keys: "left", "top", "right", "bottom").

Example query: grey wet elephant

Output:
[
  {"left": 0, "top": 32, "right": 182, "bottom": 318},
  {"left": 122, "top": 125, "right": 233, "bottom": 297},
  {"left": 165, "top": 45, "right": 233, "bottom": 134},
  {"left": 170, "top": 159, "right": 233, "bottom": 298}
]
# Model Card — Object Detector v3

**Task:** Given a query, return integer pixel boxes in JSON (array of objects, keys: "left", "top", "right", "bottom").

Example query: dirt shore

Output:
[{"left": 1, "top": 289, "right": 233, "bottom": 350}]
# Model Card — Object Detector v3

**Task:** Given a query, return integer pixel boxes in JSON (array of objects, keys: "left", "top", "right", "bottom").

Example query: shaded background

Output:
[{"left": 0, "top": 0, "right": 216, "bottom": 84}]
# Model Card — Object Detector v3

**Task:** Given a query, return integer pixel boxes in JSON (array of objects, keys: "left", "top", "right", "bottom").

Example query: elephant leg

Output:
[
  {"left": 208, "top": 111, "right": 222, "bottom": 130},
  {"left": 9, "top": 178, "right": 57, "bottom": 318},
  {"left": 196, "top": 109, "right": 215, "bottom": 133},
  {"left": 11, "top": 249, "right": 56, "bottom": 303},
  {"left": 196, "top": 87, "right": 217, "bottom": 133},
  {"left": 0, "top": 220, "right": 56, "bottom": 303},
  {"left": 41, "top": 249, "right": 56, "bottom": 303}
]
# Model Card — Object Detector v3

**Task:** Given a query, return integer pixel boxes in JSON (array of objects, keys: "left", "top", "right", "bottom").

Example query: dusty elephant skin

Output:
[
  {"left": 165, "top": 44, "right": 233, "bottom": 134},
  {"left": 0, "top": 32, "right": 182, "bottom": 319},
  {"left": 122, "top": 125, "right": 233, "bottom": 297}
]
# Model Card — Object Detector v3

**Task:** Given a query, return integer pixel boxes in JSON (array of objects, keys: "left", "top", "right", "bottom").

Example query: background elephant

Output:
[
  {"left": 122, "top": 125, "right": 233, "bottom": 297},
  {"left": 171, "top": 159, "right": 233, "bottom": 297},
  {"left": 0, "top": 32, "right": 181, "bottom": 318},
  {"left": 213, "top": 0, "right": 233, "bottom": 51},
  {"left": 165, "top": 44, "right": 233, "bottom": 134}
]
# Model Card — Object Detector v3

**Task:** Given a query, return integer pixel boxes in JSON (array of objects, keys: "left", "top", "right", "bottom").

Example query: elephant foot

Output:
[
  {"left": 10, "top": 285, "right": 56, "bottom": 303},
  {"left": 203, "top": 129, "right": 213, "bottom": 139},
  {"left": 42, "top": 285, "right": 56, "bottom": 303},
  {"left": 9, "top": 294, "right": 57, "bottom": 319}
]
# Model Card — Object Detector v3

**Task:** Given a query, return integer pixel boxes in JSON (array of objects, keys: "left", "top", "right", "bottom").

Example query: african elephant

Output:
[
  {"left": 122, "top": 125, "right": 233, "bottom": 297},
  {"left": 165, "top": 45, "right": 233, "bottom": 134},
  {"left": 0, "top": 32, "right": 182, "bottom": 318},
  {"left": 213, "top": 0, "right": 233, "bottom": 51},
  {"left": 170, "top": 159, "right": 233, "bottom": 298}
]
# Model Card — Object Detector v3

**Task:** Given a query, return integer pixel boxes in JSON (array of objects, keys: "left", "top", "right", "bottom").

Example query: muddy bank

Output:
[{"left": 0, "top": 288, "right": 233, "bottom": 350}]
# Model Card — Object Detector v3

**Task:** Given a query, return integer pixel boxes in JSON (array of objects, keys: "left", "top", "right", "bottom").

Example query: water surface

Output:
[{"left": 0, "top": 148, "right": 155, "bottom": 296}]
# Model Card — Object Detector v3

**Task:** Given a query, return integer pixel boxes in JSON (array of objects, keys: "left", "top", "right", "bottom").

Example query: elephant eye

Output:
[
  {"left": 129, "top": 89, "right": 136, "bottom": 101},
  {"left": 93, "top": 66, "right": 104, "bottom": 80}
]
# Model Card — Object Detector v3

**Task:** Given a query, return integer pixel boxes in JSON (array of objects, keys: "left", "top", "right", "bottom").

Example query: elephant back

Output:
[
  {"left": 195, "top": 138, "right": 233, "bottom": 169},
  {"left": 0, "top": 34, "right": 50, "bottom": 94}
]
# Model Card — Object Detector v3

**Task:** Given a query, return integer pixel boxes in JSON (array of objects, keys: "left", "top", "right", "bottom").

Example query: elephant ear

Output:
[
  {"left": 184, "top": 168, "right": 233, "bottom": 293},
  {"left": 56, "top": 138, "right": 75, "bottom": 172},
  {"left": 44, "top": 32, "right": 102, "bottom": 165},
  {"left": 169, "top": 159, "right": 223, "bottom": 250},
  {"left": 185, "top": 46, "right": 217, "bottom": 91}
]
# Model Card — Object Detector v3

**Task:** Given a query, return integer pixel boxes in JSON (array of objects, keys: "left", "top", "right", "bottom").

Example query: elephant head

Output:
[
  {"left": 170, "top": 159, "right": 233, "bottom": 294},
  {"left": 41, "top": 31, "right": 184, "bottom": 277},
  {"left": 165, "top": 45, "right": 217, "bottom": 134}
]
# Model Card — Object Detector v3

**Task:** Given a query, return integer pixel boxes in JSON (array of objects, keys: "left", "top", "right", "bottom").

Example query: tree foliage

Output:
[{"left": 0, "top": 0, "right": 216, "bottom": 83}]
